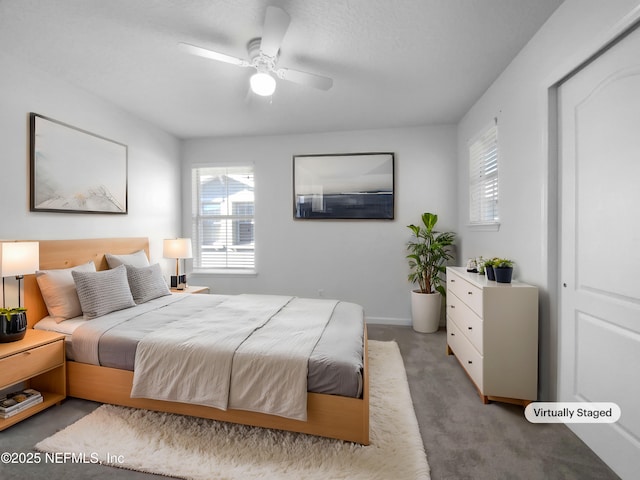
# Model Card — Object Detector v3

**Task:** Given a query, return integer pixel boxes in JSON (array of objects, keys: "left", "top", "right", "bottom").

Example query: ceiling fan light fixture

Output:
[
  {"left": 180, "top": 6, "right": 333, "bottom": 97},
  {"left": 250, "top": 71, "right": 276, "bottom": 96}
]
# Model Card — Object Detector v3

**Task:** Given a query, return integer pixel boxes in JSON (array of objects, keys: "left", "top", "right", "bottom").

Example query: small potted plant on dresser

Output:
[
  {"left": 0, "top": 307, "right": 27, "bottom": 343},
  {"left": 484, "top": 258, "right": 496, "bottom": 281},
  {"left": 493, "top": 258, "right": 514, "bottom": 283},
  {"left": 407, "top": 212, "right": 456, "bottom": 333}
]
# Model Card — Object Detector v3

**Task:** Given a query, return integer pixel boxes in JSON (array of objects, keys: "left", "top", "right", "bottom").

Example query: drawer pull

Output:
[
  {"left": 468, "top": 291, "right": 473, "bottom": 295},
  {"left": 468, "top": 326, "right": 472, "bottom": 330},
  {"left": 450, "top": 332, "right": 455, "bottom": 336},
  {"left": 450, "top": 305, "right": 455, "bottom": 309},
  {"left": 467, "top": 360, "right": 473, "bottom": 364}
]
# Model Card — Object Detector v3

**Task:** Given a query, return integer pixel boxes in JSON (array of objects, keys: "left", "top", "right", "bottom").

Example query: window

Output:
[
  {"left": 192, "top": 165, "right": 255, "bottom": 271},
  {"left": 468, "top": 121, "right": 499, "bottom": 226}
]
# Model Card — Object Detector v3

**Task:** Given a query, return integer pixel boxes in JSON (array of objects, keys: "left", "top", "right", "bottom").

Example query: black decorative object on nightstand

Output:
[{"left": 0, "top": 310, "right": 27, "bottom": 343}]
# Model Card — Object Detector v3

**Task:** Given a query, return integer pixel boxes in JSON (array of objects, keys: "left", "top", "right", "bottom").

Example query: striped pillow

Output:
[
  {"left": 72, "top": 265, "right": 136, "bottom": 319},
  {"left": 125, "top": 263, "right": 171, "bottom": 304},
  {"left": 36, "top": 260, "right": 97, "bottom": 322},
  {"left": 105, "top": 250, "right": 150, "bottom": 268}
]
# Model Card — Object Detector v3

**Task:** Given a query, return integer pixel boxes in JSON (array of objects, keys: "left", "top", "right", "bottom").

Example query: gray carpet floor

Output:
[
  {"left": 0, "top": 325, "right": 620, "bottom": 480},
  {"left": 369, "top": 325, "right": 620, "bottom": 480}
]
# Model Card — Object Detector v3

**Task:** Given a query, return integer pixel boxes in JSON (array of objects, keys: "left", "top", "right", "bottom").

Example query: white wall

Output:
[
  {"left": 0, "top": 52, "right": 182, "bottom": 272},
  {"left": 456, "top": 0, "right": 640, "bottom": 400},
  {"left": 182, "top": 125, "right": 457, "bottom": 324}
]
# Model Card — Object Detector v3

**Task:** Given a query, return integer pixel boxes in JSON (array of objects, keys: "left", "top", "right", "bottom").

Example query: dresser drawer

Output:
[
  {"left": 448, "top": 273, "right": 483, "bottom": 316},
  {"left": 447, "top": 293, "right": 484, "bottom": 354},
  {"left": 0, "top": 340, "right": 64, "bottom": 387},
  {"left": 447, "top": 318, "right": 483, "bottom": 391}
]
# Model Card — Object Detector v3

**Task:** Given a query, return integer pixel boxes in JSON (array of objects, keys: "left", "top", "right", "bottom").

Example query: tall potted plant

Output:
[{"left": 407, "top": 212, "right": 456, "bottom": 332}]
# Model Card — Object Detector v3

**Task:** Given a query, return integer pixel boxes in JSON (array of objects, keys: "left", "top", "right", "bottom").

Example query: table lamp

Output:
[
  {"left": 0, "top": 241, "right": 39, "bottom": 343},
  {"left": 163, "top": 238, "right": 192, "bottom": 290}
]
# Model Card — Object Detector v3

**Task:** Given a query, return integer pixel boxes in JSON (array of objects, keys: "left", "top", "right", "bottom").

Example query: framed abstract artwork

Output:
[
  {"left": 30, "top": 113, "right": 128, "bottom": 214},
  {"left": 293, "top": 152, "right": 394, "bottom": 219}
]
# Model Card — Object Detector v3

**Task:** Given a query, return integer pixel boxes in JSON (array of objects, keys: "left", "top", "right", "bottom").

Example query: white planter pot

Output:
[{"left": 410, "top": 290, "right": 442, "bottom": 333}]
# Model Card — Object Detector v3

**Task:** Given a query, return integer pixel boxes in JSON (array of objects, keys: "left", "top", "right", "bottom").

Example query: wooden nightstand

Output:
[
  {"left": 170, "top": 285, "right": 210, "bottom": 294},
  {"left": 0, "top": 329, "right": 66, "bottom": 431}
]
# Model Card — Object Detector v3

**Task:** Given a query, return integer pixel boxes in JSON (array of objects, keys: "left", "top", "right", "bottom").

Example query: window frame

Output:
[
  {"left": 468, "top": 120, "right": 500, "bottom": 231},
  {"left": 191, "top": 164, "right": 256, "bottom": 275}
]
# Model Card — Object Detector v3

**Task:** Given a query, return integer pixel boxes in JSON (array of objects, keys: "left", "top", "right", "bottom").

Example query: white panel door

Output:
[{"left": 558, "top": 26, "right": 640, "bottom": 480}]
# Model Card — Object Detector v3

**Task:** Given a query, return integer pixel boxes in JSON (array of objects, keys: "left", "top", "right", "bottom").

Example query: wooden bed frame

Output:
[{"left": 23, "top": 238, "right": 369, "bottom": 444}]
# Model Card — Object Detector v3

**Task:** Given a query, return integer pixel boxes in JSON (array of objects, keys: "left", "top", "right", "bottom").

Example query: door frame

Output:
[
  {"left": 544, "top": 10, "right": 640, "bottom": 402},
  {"left": 550, "top": 19, "right": 640, "bottom": 479}
]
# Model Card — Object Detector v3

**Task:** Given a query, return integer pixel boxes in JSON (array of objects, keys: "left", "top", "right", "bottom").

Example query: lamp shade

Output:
[
  {"left": 0, "top": 242, "right": 40, "bottom": 277},
  {"left": 163, "top": 238, "right": 193, "bottom": 259}
]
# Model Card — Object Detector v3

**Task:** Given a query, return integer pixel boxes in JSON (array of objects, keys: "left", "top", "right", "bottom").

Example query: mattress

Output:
[{"left": 35, "top": 293, "right": 364, "bottom": 398}]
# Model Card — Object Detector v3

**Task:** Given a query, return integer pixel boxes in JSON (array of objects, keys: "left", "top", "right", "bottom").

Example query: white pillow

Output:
[
  {"left": 125, "top": 263, "right": 171, "bottom": 304},
  {"left": 105, "top": 250, "right": 150, "bottom": 268},
  {"left": 36, "top": 261, "right": 97, "bottom": 322},
  {"left": 72, "top": 265, "right": 136, "bottom": 319}
]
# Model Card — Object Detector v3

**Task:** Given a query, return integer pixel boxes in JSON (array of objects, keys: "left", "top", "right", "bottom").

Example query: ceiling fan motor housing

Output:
[{"left": 247, "top": 37, "right": 278, "bottom": 73}]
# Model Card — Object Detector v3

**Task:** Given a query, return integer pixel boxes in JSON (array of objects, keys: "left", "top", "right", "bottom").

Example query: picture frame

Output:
[
  {"left": 30, "top": 113, "right": 128, "bottom": 214},
  {"left": 293, "top": 152, "right": 394, "bottom": 220}
]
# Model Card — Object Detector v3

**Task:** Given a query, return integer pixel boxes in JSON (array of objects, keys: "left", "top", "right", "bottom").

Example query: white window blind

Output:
[
  {"left": 469, "top": 122, "right": 499, "bottom": 225},
  {"left": 192, "top": 165, "right": 255, "bottom": 271}
]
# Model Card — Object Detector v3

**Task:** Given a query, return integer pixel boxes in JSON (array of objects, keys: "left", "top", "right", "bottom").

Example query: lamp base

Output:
[{"left": 170, "top": 275, "right": 188, "bottom": 290}]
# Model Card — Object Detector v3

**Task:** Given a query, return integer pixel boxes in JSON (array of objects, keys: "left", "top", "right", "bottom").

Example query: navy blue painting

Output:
[{"left": 294, "top": 153, "right": 394, "bottom": 219}]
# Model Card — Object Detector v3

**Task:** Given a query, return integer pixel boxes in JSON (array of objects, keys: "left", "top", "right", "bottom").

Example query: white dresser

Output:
[{"left": 446, "top": 267, "right": 538, "bottom": 405}]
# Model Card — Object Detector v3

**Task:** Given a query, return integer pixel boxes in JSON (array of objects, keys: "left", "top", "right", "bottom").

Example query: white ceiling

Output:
[{"left": 0, "top": 0, "right": 563, "bottom": 139}]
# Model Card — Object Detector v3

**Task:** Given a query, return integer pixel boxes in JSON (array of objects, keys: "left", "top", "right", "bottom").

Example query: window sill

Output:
[
  {"left": 467, "top": 222, "right": 500, "bottom": 232},
  {"left": 191, "top": 269, "right": 257, "bottom": 277}
]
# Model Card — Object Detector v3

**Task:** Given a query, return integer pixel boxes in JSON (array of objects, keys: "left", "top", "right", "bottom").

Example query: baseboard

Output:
[{"left": 365, "top": 316, "right": 411, "bottom": 326}]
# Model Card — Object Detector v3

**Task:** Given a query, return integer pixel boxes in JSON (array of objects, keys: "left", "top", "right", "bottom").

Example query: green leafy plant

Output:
[
  {"left": 0, "top": 307, "right": 26, "bottom": 320},
  {"left": 494, "top": 258, "right": 514, "bottom": 268},
  {"left": 407, "top": 212, "right": 456, "bottom": 295}
]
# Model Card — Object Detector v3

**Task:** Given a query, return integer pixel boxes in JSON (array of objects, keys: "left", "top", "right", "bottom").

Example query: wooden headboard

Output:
[{"left": 23, "top": 237, "right": 149, "bottom": 328}]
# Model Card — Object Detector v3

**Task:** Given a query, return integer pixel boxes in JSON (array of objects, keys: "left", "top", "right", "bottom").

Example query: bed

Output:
[{"left": 23, "top": 238, "right": 369, "bottom": 444}]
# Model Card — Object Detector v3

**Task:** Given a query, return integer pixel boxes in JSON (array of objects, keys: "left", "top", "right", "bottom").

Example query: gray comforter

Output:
[{"left": 70, "top": 293, "right": 364, "bottom": 398}]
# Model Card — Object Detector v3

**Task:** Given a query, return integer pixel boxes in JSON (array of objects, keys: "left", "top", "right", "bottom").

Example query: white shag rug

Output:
[{"left": 36, "top": 340, "right": 429, "bottom": 480}]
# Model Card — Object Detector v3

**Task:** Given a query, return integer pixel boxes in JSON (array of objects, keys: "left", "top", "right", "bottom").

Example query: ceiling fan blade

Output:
[
  {"left": 277, "top": 67, "right": 333, "bottom": 91},
  {"left": 179, "top": 42, "right": 249, "bottom": 67},
  {"left": 260, "top": 6, "right": 291, "bottom": 57}
]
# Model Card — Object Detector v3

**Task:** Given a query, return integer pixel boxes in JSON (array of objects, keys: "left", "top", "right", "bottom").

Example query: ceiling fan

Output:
[{"left": 179, "top": 6, "right": 333, "bottom": 97}]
